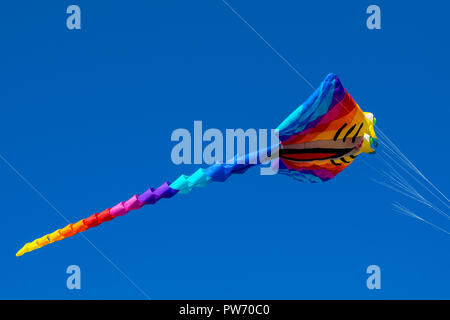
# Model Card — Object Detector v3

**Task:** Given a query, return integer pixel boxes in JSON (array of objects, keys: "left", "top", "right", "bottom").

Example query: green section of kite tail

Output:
[{"left": 169, "top": 168, "right": 212, "bottom": 194}]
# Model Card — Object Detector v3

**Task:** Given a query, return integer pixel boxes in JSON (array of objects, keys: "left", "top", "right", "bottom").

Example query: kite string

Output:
[
  {"left": 362, "top": 136, "right": 450, "bottom": 235},
  {"left": 379, "top": 148, "right": 450, "bottom": 210},
  {"left": 392, "top": 202, "right": 450, "bottom": 236},
  {"left": 365, "top": 158, "right": 450, "bottom": 235},
  {"left": 376, "top": 128, "right": 450, "bottom": 206},
  {"left": 364, "top": 145, "right": 450, "bottom": 220}
]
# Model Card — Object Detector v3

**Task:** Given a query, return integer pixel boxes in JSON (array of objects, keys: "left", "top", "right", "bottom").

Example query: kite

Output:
[{"left": 16, "top": 73, "right": 378, "bottom": 257}]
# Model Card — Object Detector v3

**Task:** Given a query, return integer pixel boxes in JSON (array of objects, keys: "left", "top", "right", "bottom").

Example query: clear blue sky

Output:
[{"left": 1, "top": 1, "right": 449, "bottom": 299}]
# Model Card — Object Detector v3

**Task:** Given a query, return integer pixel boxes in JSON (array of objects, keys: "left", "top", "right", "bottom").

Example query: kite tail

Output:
[
  {"left": 16, "top": 150, "right": 267, "bottom": 256},
  {"left": 15, "top": 182, "right": 178, "bottom": 257}
]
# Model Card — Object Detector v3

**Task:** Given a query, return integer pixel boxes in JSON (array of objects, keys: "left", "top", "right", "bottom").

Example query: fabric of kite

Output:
[
  {"left": 16, "top": 73, "right": 378, "bottom": 257},
  {"left": 276, "top": 73, "right": 378, "bottom": 182}
]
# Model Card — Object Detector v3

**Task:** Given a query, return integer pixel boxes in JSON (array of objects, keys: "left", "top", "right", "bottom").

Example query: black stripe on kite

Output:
[
  {"left": 340, "top": 157, "right": 350, "bottom": 163},
  {"left": 331, "top": 160, "right": 341, "bottom": 166},
  {"left": 279, "top": 147, "right": 354, "bottom": 162},
  {"left": 352, "top": 123, "right": 364, "bottom": 143},
  {"left": 343, "top": 124, "right": 356, "bottom": 142},
  {"left": 280, "top": 148, "right": 354, "bottom": 155},
  {"left": 350, "top": 155, "right": 356, "bottom": 159},
  {"left": 333, "top": 123, "right": 347, "bottom": 141}
]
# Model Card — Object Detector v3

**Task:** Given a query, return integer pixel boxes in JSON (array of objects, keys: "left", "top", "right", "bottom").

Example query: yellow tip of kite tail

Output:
[
  {"left": 16, "top": 245, "right": 28, "bottom": 257},
  {"left": 15, "top": 240, "right": 40, "bottom": 257}
]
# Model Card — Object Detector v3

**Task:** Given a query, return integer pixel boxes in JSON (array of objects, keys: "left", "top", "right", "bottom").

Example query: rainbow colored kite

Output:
[{"left": 16, "top": 73, "right": 378, "bottom": 257}]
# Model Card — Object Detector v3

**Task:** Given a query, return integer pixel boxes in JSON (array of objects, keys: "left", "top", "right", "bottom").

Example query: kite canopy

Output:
[
  {"left": 16, "top": 73, "right": 377, "bottom": 257},
  {"left": 276, "top": 73, "right": 377, "bottom": 182}
]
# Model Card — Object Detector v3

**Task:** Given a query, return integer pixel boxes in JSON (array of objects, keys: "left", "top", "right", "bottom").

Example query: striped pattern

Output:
[
  {"left": 276, "top": 73, "right": 377, "bottom": 183},
  {"left": 15, "top": 151, "right": 269, "bottom": 256},
  {"left": 16, "top": 182, "right": 178, "bottom": 256}
]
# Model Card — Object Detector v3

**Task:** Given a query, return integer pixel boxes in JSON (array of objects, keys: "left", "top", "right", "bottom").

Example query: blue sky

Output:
[{"left": 1, "top": 1, "right": 449, "bottom": 299}]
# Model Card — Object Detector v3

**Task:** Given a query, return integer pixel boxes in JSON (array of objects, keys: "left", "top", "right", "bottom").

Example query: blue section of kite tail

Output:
[{"left": 169, "top": 147, "right": 276, "bottom": 193}]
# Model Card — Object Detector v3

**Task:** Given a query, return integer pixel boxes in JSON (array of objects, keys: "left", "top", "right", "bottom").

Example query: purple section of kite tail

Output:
[{"left": 137, "top": 181, "right": 179, "bottom": 205}]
